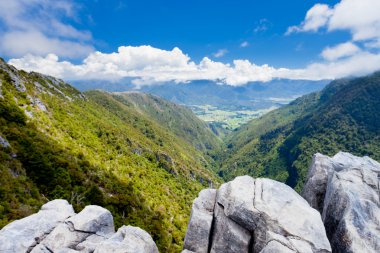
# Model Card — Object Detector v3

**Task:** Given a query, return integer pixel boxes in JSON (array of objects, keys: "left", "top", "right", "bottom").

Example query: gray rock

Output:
[
  {"left": 93, "top": 225, "right": 159, "bottom": 253},
  {"left": 184, "top": 176, "right": 331, "bottom": 253},
  {"left": 0, "top": 79, "right": 3, "bottom": 98},
  {"left": 183, "top": 189, "right": 217, "bottom": 253},
  {"left": 303, "top": 152, "right": 380, "bottom": 253},
  {"left": 32, "top": 205, "right": 114, "bottom": 252},
  {"left": 0, "top": 200, "right": 75, "bottom": 253},
  {"left": 216, "top": 176, "right": 257, "bottom": 231},
  {"left": 0, "top": 200, "right": 158, "bottom": 252},
  {"left": 0, "top": 61, "right": 27, "bottom": 93},
  {"left": 209, "top": 202, "right": 251, "bottom": 253},
  {"left": 253, "top": 178, "right": 330, "bottom": 253},
  {"left": 302, "top": 153, "right": 334, "bottom": 212},
  {"left": 323, "top": 167, "right": 380, "bottom": 252},
  {"left": 76, "top": 234, "right": 107, "bottom": 253},
  {"left": 9, "top": 70, "right": 27, "bottom": 93},
  {"left": 0, "top": 135, "right": 10, "bottom": 148}
]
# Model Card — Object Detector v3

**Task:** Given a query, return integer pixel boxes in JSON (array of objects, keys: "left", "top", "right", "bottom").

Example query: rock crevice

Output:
[{"left": 183, "top": 176, "right": 331, "bottom": 253}]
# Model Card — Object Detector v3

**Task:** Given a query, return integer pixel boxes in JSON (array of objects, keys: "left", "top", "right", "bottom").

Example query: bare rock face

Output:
[
  {"left": 302, "top": 152, "right": 380, "bottom": 253},
  {"left": 183, "top": 176, "right": 331, "bottom": 253},
  {"left": 0, "top": 135, "right": 10, "bottom": 148},
  {"left": 183, "top": 189, "right": 217, "bottom": 253},
  {"left": 0, "top": 200, "right": 158, "bottom": 253},
  {"left": 93, "top": 225, "right": 159, "bottom": 253},
  {"left": 0, "top": 200, "right": 75, "bottom": 253}
]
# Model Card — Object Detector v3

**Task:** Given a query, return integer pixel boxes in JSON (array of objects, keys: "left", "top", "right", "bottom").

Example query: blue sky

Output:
[
  {"left": 85, "top": 0, "right": 343, "bottom": 67},
  {"left": 1, "top": 0, "right": 380, "bottom": 86}
]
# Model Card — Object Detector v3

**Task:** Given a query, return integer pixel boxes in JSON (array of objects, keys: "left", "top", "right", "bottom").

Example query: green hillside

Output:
[
  {"left": 2, "top": 54, "right": 380, "bottom": 251},
  {"left": 113, "top": 92, "right": 222, "bottom": 153},
  {"left": 0, "top": 59, "right": 220, "bottom": 252},
  {"left": 220, "top": 72, "right": 380, "bottom": 191}
]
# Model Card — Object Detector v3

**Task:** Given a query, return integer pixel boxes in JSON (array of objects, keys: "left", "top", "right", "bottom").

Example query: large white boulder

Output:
[
  {"left": 0, "top": 199, "right": 75, "bottom": 253},
  {"left": 31, "top": 205, "right": 114, "bottom": 252},
  {"left": 0, "top": 200, "right": 158, "bottom": 253},
  {"left": 183, "top": 176, "right": 331, "bottom": 253},
  {"left": 303, "top": 152, "right": 380, "bottom": 253}
]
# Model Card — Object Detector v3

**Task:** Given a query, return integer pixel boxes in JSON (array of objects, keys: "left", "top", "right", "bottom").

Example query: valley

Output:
[
  {"left": 73, "top": 79, "right": 329, "bottom": 133},
  {"left": 1, "top": 59, "right": 380, "bottom": 252},
  {"left": 189, "top": 104, "right": 278, "bottom": 131}
]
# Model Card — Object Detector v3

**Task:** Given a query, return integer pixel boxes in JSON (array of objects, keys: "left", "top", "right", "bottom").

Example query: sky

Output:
[{"left": 1, "top": 0, "right": 380, "bottom": 86}]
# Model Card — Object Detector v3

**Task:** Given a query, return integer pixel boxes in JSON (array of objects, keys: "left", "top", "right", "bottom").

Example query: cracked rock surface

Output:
[
  {"left": 183, "top": 175, "right": 331, "bottom": 253},
  {"left": 0, "top": 200, "right": 158, "bottom": 253},
  {"left": 303, "top": 152, "right": 380, "bottom": 253}
]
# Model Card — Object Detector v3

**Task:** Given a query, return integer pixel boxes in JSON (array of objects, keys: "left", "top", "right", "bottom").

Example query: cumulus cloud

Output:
[
  {"left": 286, "top": 0, "right": 380, "bottom": 47},
  {"left": 284, "top": 0, "right": 380, "bottom": 82},
  {"left": 213, "top": 49, "right": 228, "bottom": 58},
  {"left": 9, "top": 46, "right": 282, "bottom": 86},
  {"left": 286, "top": 4, "right": 333, "bottom": 34},
  {"left": 328, "top": 0, "right": 380, "bottom": 42},
  {"left": 9, "top": 45, "right": 380, "bottom": 87},
  {"left": 0, "top": 0, "right": 94, "bottom": 58},
  {"left": 321, "top": 42, "right": 361, "bottom": 61}
]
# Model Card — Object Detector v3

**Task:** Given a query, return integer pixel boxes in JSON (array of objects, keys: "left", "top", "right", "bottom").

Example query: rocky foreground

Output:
[
  {"left": 0, "top": 200, "right": 158, "bottom": 253},
  {"left": 183, "top": 152, "right": 380, "bottom": 253},
  {"left": 1, "top": 151, "right": 379, "bottom": 253}
]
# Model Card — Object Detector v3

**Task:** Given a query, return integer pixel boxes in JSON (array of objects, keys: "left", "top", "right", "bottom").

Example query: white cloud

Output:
[
  {"left": 8, "top": 46, "right": 286, "bottom": 85},
  {"left": 9, "top": 45, "right": 380, "bottom": 87},
  {"left": 321, "top": 42, "right": 361, "bottom": 61},
  {"left": 286, "top": 0, "right": 380, "bottom": 46},
  {"left": 328, "top": 0, "right": 380, "bottom": 42},
  {"left": 213, "top": 49, "right": 228, "bottom": 58},
  {"left": 1, "top": 31, "right": 93, "bottom": 59},
  {"left": 284, "top": 0, "right": 380, "bottom": 81},
  {"left": 240, "top": 41, "right": 249, "bottom": 48},
  {"left": 300, "top": 51, "right": 380, "bottom": 80},
  {"left": 286, "top": 4, "right": 333, "bottom": 34},
  {"left": 0, "top": 0, "right": 94, "bottom": 58}
]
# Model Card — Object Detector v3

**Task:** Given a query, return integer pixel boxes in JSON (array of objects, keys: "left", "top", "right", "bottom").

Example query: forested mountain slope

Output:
[
  {"left": 2, "top": 55, "right": 379, "bottom": 251},
  {"left": 113, "top": 92, "right": 222, "bottom": 152},
  {"left": 220, "top": 72, "right": 380, "bottom": 191},
  {"left": 0, "top": 58, "right": 220, "bottom": 252}
]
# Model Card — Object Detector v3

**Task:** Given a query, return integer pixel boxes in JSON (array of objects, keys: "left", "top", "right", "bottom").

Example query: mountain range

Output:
[
  {"left": 1, "top": 57, "right": 380, "bottom": 252},
  {"left": 73, "top": 79, "right": 329, "bottom": 110}
]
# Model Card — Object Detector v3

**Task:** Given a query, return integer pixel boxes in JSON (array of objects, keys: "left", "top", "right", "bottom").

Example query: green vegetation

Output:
[
  {"left": 1, "top": 56, "right": 380, "bottom": 252},
  {"left": 114, "top": 92, "right": 222, "bottom": 153},
  {"left": 219, "top": 73, "right": 380, "bottom": 191},
  {"left": 0, "top": 59, "right": 220, "bottom": 252}
]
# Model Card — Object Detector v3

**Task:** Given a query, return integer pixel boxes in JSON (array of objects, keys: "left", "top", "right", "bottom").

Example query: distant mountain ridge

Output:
[
  {"left": 73, "top": 79, "right": 329, "bottom": 110},
  {"left": 2, "top": 55, "right": 380, "bottom": 252}
]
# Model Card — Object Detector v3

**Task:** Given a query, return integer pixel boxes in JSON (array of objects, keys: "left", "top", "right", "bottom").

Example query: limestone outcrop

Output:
[
  {"left": 302, "top": 152, "right": 380, "bottom": 253},
  {"left": 0, "top": 200, "right": 158, "bottom": 253},
  {"left": 183, "top": 176, "right": 331, "bottom": 253}
]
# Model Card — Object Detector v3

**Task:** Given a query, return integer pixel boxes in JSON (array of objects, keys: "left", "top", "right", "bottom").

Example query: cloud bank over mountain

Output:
[
  {"left": 9, "top": 44, "right": 380, "bottom": 86},
  {"left": 4, "top": 0, "right": 380, "bottom": 86}
]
